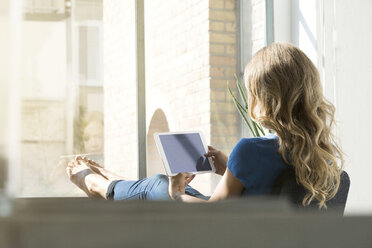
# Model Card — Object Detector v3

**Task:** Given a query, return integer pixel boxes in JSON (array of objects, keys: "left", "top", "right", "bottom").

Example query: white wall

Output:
[{"left": 322, "top": 0, "right": 372, "bottom": 215}]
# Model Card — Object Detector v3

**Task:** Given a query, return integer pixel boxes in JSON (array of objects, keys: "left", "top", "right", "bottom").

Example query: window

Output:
[
  {"left": 273, "top": 0, "right": 318, "bottom": 65},
  {"left": 3, "top": 0, "right": 104, "bottom": 197},
  {"left": 2, "top": 0, "right": 257, "bottom": 197}
]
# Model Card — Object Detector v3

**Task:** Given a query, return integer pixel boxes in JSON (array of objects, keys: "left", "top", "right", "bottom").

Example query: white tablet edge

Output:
[{"left": 153, "top": 131, "right": 216, "bottom": 176}]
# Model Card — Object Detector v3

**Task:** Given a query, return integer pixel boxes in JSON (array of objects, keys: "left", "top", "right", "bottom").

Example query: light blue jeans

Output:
[{"left": 106, "top": 174, "right": 209, "bottom": 201}]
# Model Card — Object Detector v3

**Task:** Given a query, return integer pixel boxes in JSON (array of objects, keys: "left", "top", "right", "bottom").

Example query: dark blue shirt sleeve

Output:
[
  {"left": 227, "top": 135, "right": 289, "bottom": 195},
  {"left": 227, "top": 138, "right": 257, "bottom": 190}
]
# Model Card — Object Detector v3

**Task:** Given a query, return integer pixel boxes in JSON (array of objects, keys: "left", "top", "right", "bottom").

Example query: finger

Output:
[
  {"left": 184, "top": 173, "right": 194, "bottom": 180},
  {"left": 185, "top": 174, "right": 195, "bottom": 185},
  {"left": 171, "top": 173, "right": 190, "bottom": 186},
  {"left": 170, "top": 173, "right": 183, "bottom": 182},
  {"left": 208, "top": 145, "right": 216, "bottom": 151},
  {"left": 183, "top": 172, "right": 194, "bottom": 178},
  {"left": 185, "top": 176, "right": 195, "bottom": 187},
  {"left": 75, "top": 155, "right": 83, "bottom": 161},
  {"left": 204, "top": 151, "right": 217, "bottom": 157},
  {"left": 66, "top": 166, "right": 72, "bottom": 175},
  {"left": 90, "top": 159, "right": 102, "bottom": 167}
]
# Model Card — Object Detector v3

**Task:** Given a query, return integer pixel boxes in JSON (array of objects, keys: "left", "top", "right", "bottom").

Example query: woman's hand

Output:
[
  {"left": 168, "top": 173, "right": 195, "bottom": 200},
  {"left": 204, "top": 146, "right": 228, "bottom": 176}
]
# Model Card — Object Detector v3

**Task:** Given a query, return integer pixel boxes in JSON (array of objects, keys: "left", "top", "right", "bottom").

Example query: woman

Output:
[{"left": 67, "top": 43, "right": 343, "bottom": 208}]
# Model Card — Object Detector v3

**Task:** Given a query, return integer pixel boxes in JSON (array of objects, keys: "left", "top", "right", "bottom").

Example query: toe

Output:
[
  {"left": 90, "top": 160, "right": 102, "bottom": 168},
  {"left": 66, "top": 166, "right": 72, "bottom": 177},
  {"left": 67, "top": 161, "right": 74, "bottom": 168}
]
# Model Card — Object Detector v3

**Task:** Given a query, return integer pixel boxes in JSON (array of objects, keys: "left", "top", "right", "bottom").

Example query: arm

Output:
[
  {"left": 208, "top": 167, "right": 244, "bottom": 201},
  {"left": 168, "top": 167, "right": 244, "bottom": 202}
]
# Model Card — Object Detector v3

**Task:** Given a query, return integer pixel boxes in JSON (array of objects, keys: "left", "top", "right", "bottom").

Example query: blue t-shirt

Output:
[{"left": 227, "top": 134, "right": 289, "bottom": 196}]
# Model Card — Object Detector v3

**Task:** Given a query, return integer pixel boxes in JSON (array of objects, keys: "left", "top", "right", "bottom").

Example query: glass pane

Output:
[{"left": 17, "top": 0, "right": 103, "bottom": 197}]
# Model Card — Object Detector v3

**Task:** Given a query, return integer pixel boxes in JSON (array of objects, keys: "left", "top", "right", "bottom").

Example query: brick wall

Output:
[
  {"left": 209, "top": 0, "right": 239, "bottom": 153},
  {"left": 251, "top": 0, "right": 266, "bottom": 54},
  {"left": 103, "top": 0, "right": 138, "bottom": 179},
  {"left": 208, "top": 0, "right": 240, "bottom": 190}
]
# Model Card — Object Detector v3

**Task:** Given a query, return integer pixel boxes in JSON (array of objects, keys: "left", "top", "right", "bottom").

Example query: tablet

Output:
[{"left": 154, "top": 131, "right": 216, "bottom": 176}]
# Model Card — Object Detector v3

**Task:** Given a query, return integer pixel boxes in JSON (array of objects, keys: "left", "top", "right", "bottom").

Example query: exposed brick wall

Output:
[
  {"left": 208, "top": 0, "right": 240, "bottom": 191},
  {"left": 145, "top": 0, "right": 210, "bottom": 135},
  {"left": 209, "top": 0, "right": 240, "bottom": 154},
  {"left": 251, "top": 0, "right": 266, "bottom": 54},
  {"left": 103, "top": 0, "right": 138, "bottom": 179}
]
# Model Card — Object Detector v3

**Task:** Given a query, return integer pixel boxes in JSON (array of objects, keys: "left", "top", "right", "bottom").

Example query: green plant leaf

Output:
[
  {"left": 234, "top": 74, "right": 262, "bottom": 136},
  {"left": 227, "top": 78, "right": 266, "bottom": 138},
  {"left": 234, "top": 74, "right": 248, "bottom": 109},
  {"left": 228, "top": 89, "right": 248, "bottom": 114},
  {"left": 237, "top": 104, "right": 257, "bottom": 137},
  {"left": 251, "top": 118, "right": 260, "bottom": 137},
  {"left": 228, "top": 83, "right": 257, "bottom": 136},
  {"left": 256, "top": 122, "right": 266, "bottom": 136}
]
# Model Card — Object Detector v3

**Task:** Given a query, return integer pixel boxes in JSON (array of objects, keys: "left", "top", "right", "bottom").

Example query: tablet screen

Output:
[{"left": 158, "top": 133, "right": 212, "bottom": 174}]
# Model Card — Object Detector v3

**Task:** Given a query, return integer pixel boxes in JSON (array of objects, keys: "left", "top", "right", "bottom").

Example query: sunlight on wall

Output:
[{"left": 297, "top": 0, "right": 317, "bottom": 65}]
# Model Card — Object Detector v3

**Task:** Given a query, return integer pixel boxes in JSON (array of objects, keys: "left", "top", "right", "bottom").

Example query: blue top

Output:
[{"left": 227, "top": 134, "right": 290, "bottom": 196}]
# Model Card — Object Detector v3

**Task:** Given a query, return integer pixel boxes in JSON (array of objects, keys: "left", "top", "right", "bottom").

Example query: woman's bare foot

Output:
[
  {"left": 80, "top": 156, "right": 126, "bottom": 181},
  {"left": 66, "top": 158, "right": 111, "bottom": 199}
]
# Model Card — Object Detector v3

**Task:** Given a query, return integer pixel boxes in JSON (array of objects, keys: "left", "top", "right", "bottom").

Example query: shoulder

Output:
[
  {"left": 228, "top": 134, "right": 280, "bottom": 174},
  {"left": 231, "top": 134, "right": 278, "bottom": 158},
  {"left": 227, "top": 134, "right": 285, "bottom": 191},
  {"left": 227, "top": 134, "right": 279, "bottom": 190}
]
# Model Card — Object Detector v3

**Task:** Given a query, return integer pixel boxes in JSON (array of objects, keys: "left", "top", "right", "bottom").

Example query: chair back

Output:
[{"left": 272, "top": 169, "right": 350, "bottom": 214}]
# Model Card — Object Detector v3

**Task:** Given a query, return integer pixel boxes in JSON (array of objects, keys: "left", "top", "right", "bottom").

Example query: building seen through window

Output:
[{"left": 19, "top": 0, "right": 103, "bottom": 196}]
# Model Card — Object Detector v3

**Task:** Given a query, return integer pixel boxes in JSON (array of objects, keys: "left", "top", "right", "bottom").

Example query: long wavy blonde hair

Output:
[{"left": 244, "top": 43, "right": 344, "bottom": 208}]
